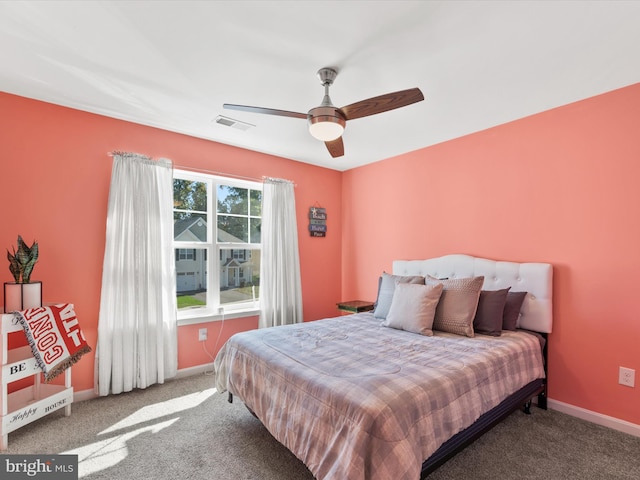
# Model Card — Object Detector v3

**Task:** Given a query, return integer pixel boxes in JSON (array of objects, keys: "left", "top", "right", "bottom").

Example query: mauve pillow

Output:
[
  {"left": 503, "top": 291, "right": 527, "bottom": 330},
  {"left": 373, "top": 272, "right": 425, "bottom": 319},
  {"left": 382, "top": 283, "right": 444, "bottom": 336},
  {"left": 425, "top": 275, "right": 484, "bottom": 337},
  {"left": 473, "top": 288, "right": 511, "bottom": 336}
]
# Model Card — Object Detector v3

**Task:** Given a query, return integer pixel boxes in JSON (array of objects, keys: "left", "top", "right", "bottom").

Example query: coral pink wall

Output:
[
  {"left": 342, "top": 83, "right": 640, "bottom": 426},
  {"left": 0, "top": 92, "right": 343, "bottom": 392},
  {"left": 4, "top": 83, "right": 639, "bottom": 428}
]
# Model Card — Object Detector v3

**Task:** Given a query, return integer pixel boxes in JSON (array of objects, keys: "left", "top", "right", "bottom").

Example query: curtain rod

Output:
[
  {"left": 174, "top": 165, "right": 265, "bottom": 184},
  {"left": 262, "top": 176, "right": 296, "bottom": 186},
  {"left": 175, "top": 168, "right": 296, "bottom": 186},
  {"left": 108, "top": 151, "right": 152, "bottom": 160},
  {"left": 108, "top": 152, "right": 294, "bottom": 185}
]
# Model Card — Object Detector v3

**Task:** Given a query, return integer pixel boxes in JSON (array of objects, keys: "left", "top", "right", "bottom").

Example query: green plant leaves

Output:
[{"left": 6, "top": 235, "right": 38, "bottom": 283}]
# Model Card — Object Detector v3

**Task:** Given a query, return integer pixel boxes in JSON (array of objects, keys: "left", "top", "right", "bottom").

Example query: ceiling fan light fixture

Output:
[
  {"left": 309, "top": 120, "right": 344, "bottom": 142},
  {"left": 308, "top": 107, "right": 346, "bottom": 141}
]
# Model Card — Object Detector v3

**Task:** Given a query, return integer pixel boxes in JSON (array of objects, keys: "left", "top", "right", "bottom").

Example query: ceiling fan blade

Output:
[
  {"left": 223, "top": 104, "right": 307, "bottom": 119},
  {"left": 325, "top": 137, "right": 344, "bottom": 158},
  {"left": 339, "top": 88, "right": 424, "bottom": 121}
]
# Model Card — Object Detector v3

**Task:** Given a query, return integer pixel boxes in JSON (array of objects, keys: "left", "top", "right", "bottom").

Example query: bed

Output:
[{"left": 213, "top": 254, "right": 553, "bottom": 479}]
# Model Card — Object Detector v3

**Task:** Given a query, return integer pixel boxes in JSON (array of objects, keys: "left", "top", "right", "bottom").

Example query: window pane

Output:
[
  {"left": 217, "top": 185, "right": 248, "bottom": 215},
  {"left": 218, "top": 215, "right": 248, "bottom": 242},
  {"left": 175, "top": 247, "right": 208, "bottom": 311},
  {"left": 173, "top": 212, "right": 207, "bottom": 242},
  {"left": 174, "top": 179, "right": 207, "bottom": 211},
  {"left": 250, "top": 189, "right": 262, "bottom": 216},
  {"left": 250, "top": 218, "right": 261, "bottom": 243},
  {"left": 220, "top": 249, "right": 260, "bottom": 307}
]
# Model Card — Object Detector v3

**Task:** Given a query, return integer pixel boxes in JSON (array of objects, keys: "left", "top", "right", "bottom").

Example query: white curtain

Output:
[
  {"left": 95, "top": 153, "right": 178, "bottom": 396},
  {"left": 259, "top": 177, "right": 303, "bottom": 328}
]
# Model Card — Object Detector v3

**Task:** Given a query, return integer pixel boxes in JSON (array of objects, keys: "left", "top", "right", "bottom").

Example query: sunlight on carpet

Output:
[
  {"left": 61, "top": 388, "right": 217, "bottom": 478},
  {"left": 99, "top": 388, "right": 217, "bottom": 435}
]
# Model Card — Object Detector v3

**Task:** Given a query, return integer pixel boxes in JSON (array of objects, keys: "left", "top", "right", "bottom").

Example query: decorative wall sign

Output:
[{"left": 309, "top": 207, "right": 327, "bottom": 237}]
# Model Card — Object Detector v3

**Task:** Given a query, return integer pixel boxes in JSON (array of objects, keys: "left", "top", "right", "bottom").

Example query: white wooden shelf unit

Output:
[{"left": 1, "top": 309, "right": 73, "bottom": 450}]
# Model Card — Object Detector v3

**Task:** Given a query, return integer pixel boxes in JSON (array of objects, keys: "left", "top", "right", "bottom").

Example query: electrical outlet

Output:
[
  {"left": 198, "top": 328, "right": 207, "bottom": 342},
  {"left": 619, "top": 367, "right": 635, "bottom": 387}
]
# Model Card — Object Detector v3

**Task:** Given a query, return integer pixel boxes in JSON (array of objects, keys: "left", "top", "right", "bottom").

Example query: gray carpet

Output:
[{"left": 4, "top": 373, "right": 640, "bottom": 479}]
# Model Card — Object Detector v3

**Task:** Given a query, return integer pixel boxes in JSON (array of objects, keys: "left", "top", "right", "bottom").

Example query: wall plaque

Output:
[{"left": 309, "top": 207, "right": 326, "bottom": 237}]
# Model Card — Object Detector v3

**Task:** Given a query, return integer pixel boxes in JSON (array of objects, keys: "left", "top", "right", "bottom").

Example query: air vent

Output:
[{"left": 214, "top": 115, "right": 254, "bottom": 131}]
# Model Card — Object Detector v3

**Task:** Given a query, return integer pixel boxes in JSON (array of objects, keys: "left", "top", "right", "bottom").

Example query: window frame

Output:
[{"left": 173, "top": 169, "right": 262, "bottom": 324}]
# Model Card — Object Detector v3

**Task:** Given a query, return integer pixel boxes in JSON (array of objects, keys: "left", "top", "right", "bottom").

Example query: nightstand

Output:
[{"left": 336, "top": 300, "right": 375, "bottom": 314}]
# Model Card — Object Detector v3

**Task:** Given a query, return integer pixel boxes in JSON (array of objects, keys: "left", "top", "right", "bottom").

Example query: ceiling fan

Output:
[{"left": 223, "top": 67, "right": 424, "bottom": 158}]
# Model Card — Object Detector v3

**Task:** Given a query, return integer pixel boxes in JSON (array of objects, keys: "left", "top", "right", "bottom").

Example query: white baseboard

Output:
[
  {"left": 174, "top": 363, "right": 215, "bottom": 378},
  {"left": 73, "top": 388, "right": 97, "bottom": 403},
  {"left": 72, "top": 364, "right": 215, "bottom": 403},
  {"left": 548, "top": 398, "right": 640, "bottom": 438}
]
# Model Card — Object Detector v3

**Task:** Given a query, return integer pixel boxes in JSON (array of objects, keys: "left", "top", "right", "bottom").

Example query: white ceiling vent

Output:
[{"left": 214, "top": 115, "right": 254, "bottom": 131}]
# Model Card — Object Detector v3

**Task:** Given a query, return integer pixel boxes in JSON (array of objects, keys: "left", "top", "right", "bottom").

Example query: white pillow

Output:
[
  {"left": 381, "top": 283, "right": 444, "bottom": 336},
  {"left": 373, "top": 272, "right": 425, "bottom": 319}
]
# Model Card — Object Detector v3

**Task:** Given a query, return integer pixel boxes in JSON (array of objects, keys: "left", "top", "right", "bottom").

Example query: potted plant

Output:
[{"left": 4, "top": 235, "right": 41, "bottom": 312}]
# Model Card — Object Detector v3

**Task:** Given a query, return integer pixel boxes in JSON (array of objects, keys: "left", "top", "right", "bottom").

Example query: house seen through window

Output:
[{"left": 173, "top": 170, "right": 261, "bottom": 317}]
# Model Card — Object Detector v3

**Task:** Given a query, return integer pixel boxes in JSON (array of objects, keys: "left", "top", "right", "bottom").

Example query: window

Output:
[
  {"left": 173, "top": 170, "right": 262, "bottom": 318},
  {"left": 177, "top": 249, "right": 195, "bottom": 260}
]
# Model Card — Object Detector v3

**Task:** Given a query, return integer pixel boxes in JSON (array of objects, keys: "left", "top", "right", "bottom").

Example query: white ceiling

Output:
[{"left": 1, "top": 1, "right": 639, "bottom": 171}]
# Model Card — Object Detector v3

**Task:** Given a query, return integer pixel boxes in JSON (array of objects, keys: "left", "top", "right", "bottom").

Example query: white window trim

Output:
[
  {"left": 177, "top": 306, "right": 261, "bottom": 326},
  {"left": 174, "top": 169, "right": 262, "bottom": 325}
]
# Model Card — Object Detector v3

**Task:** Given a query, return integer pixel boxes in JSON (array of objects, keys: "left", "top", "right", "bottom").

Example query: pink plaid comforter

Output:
[{"left": 214, "top": 313, "right": 545, "bottom": 479}]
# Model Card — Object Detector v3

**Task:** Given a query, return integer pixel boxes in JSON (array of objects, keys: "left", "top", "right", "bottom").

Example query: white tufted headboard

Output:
[{"left": 393, "top": 254, "right": 553, "bottom": 333}]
